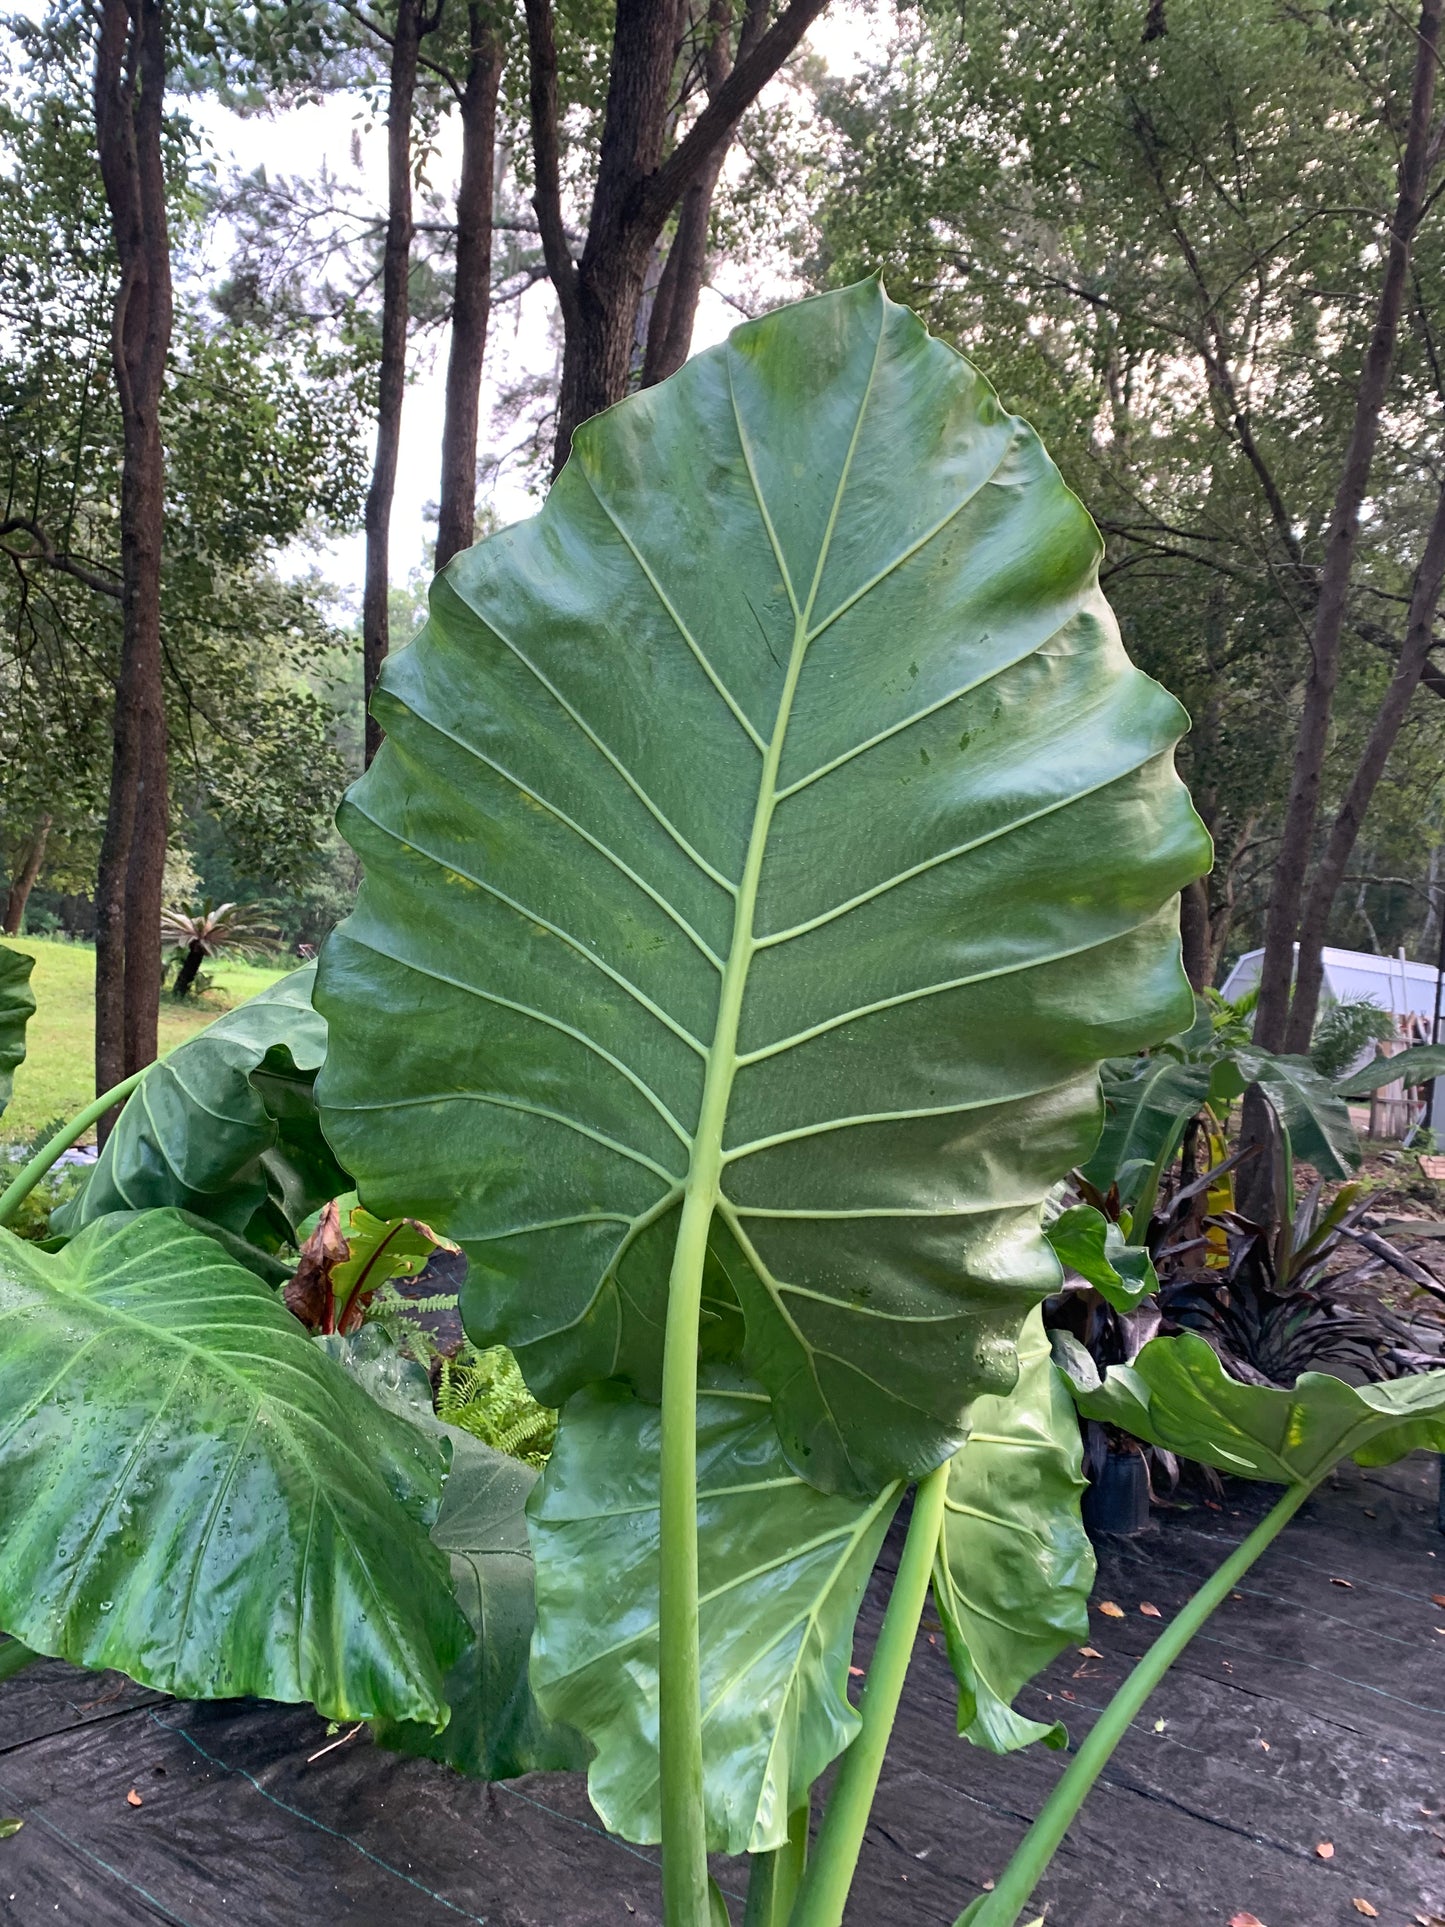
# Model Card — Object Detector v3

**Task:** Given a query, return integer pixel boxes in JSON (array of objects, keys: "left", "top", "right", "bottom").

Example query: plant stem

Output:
[
  {"left": 957, "top": 1478, "right": 1314, "bottom": 1927},
  {"left": 658, "top": 447, "right": 833, "bottom": 1924},
  {"left": 0, "top": 1068, "right": 146, "bottom": 1228},
  {"left": 0, "top": 1638, "right": 41, "bottom": 1684},
  {"left": 743, "top": 1800, "right": 810, "bottom": 1927},
  {"left": 789, "top": 1460, "right": 951, "bottom": 1927},
  {"left": 659, "top": 1179, "right": 721, "bottom": 1924}
]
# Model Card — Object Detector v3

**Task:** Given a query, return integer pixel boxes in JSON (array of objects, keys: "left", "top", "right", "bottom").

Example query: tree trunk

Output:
[
  {"left": 1251, "top": 0, "right": 1441, "bottom": 1054},
  {"left": 172, "top": 938, "right": 206, "bottom": 998},
  {"left": 642, "top": 0, "right": 767, "bottom": 387},
  {"left": 435, "top": 2, "right": 502, "bottom": 570},
  {"left": 92, "top": 0, "right": 173, "bottom": 1125},
  {"left": 1179, "top": 875, "right": 1211, "bottom": 993},
  {"left": 527, "top": 0, "right": 830, "bottom": 477},
  {"left": 363, "top": 0, "right": 430, "bottom": 764},
  {"left": 1284, "top": 475, "right": 1445, "bottom": 1048},
  {"left": 1234, "top": 1083, "right": 1279, "bottom": 1229},
  {"left": 3, "top": 816, "right": 52, "bottom": 937},
  {"left": 551, "top": 0, "right": 678, "bottom": 469}
]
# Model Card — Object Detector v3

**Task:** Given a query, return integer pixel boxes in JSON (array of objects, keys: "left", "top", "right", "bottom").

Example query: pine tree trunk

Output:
[
  {"left": 435, "top": 3, "right": 503, "bottom": 570},
  {"left": 3, "top": 816, "right": 52, "bottom": 937},
  {"left": 1285, "top": 475, "right": 1445, "bottom": 1049},
  {"left": 1179, "top": 876, "right": 1211, "bottom": 993},
  {"left": 363, "top": 0, "right": 428, "bottom": 764},
  {"left": 642, "top": 0, "right": 766, "bottom": 388},
  {"left": 1251, "top": 0, "right": 1441, "bottom": 1054},
  {"left": 531, "top": 0, "right": 829, "bottom": 477},
  {"left": 92, "top": 0, "right": 173, "bottom": 1127}
]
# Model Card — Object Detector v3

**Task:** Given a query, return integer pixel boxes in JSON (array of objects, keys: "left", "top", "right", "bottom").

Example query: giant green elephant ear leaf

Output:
[
  {"left": 0, "top": 1211, "right": 469, "bottom": 1724},
  {"left": 527, "top": 1370, "right": 901, "bottom": 1854},
  {"left": 1079, "top": 1054, "right": 1213, "bottom": 1201},
  {"left": 322, "top": 1325, "right": 585, "bottom": 1780},
  {"left": 1064, "top": 1330, "right": 1445, "bottom": 1480},
  {"left": 1236, "top": 1048, "right": 1358, "bottom": 1180},
  {"left": 54, "top": 964, "right": 347, "bottom": 1266},
  {"left": 316, "top": 277, "right": 1209, "bottom": 1496},
  {"left": 1332, "top": 1042, "right": 1445, "bottom": 1096},
  {"left": 0, "top": 943, "right": 35, "bottom": 1120},
  {"left": 933, "top": 1310, "right": 1094, "bottom": 1755}
]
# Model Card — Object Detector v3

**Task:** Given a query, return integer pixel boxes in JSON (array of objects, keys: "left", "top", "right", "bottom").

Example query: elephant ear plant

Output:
[
  {"left": 314, "top": 277, "right": 1207, "bottom": 1919},
  {"left": 6, "top": 284, "right": 1431, "bottom": 1927}
]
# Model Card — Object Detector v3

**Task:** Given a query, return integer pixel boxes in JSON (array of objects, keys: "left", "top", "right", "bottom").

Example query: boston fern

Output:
[{"left": 4, "top": 284, "right": 1445, "bottom": 1927}]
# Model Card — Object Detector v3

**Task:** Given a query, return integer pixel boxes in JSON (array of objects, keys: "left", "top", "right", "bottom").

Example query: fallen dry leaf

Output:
[
  {"left": 1229, "top": 1913, "right": 1266, "bottom": 1926},
  {"left": 1060, "top": 1689, "right": 1076, "bottom": 1701},
  {"left": 848, "top": 1666, "right": 864, "bottom": 1679},
  {"left": 1432, "top": 1593, "right": 1445, "bottom": 1608},
  {"left": 1078, "top": 1645, "right": 1103, "bottom": 1658},
  {"left": 1330, "top": 1578, "right": 1354, "bottom": 1589},
  {"left": 1255, "top": 1738, "right": 1271, "bottom": 1751},
  {"left": 1315, "top": 1842, "right": 1334, "bottom": 1859},
  {"left": 125, "top": 1789, "right": 142, "bottom": 1808},
  {"left": 1098, "top": 1601, "right": 1125, "bottom": 1619},
  {"left": 1353, "top": 1902, "right": 1378, "bottom": 1918},
  {"left": 1140, "top": 1602, "right": 1162, "bottom": 1618}
]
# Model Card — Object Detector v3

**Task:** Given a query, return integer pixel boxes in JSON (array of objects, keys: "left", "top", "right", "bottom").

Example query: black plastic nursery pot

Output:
[{"left": 1082, "top": 1445, "right": 1153, "bottom": 1536}]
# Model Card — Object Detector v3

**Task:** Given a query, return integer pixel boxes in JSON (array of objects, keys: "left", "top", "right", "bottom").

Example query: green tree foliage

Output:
[
  {"left": 0, "top": 16, "right": 369, "bottom": 927},
  {"left": 808, "top": 0, "right": 1445, "bottom": 974}
]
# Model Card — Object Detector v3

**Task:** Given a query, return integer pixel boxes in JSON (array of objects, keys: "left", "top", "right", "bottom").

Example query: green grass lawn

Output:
[{"left": 1, "top": 937, "right": 293, "bottom": 1146}]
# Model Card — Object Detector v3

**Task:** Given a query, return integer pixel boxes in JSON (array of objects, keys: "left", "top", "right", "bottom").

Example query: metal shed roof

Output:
[{"left": 1219, "top": 944, "right": 1442, "bottom": 1025}]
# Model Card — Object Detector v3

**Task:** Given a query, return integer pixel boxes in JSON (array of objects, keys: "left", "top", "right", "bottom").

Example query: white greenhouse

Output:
[{"left": 1220, "top": 944, "right": 1443, "bottom": 1028}]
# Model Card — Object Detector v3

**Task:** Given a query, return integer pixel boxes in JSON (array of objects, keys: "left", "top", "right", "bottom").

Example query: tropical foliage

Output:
[{"left": 2, "top": 285, "right": 1443, "bottom": 1927}]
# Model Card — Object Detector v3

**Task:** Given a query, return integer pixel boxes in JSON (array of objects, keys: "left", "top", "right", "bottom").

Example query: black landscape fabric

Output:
[{"left": 1, "top": 1453, "right": 1443, "bottom": 1926}]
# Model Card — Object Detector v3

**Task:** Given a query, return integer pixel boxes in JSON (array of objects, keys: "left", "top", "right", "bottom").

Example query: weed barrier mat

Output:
[{"left": 1, "top": 1453, "right": 1442, "bottom": 1927}]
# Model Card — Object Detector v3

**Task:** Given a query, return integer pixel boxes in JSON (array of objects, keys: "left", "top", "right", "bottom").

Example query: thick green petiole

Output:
[
  {"left": 0, "top": 1638, "right": 41, "bottom": 1684},
  {"left": 658, "top": 1182, "right": 720, "bottom": 1925},
  {"left": 742, "top": 1800, "right": 809, "bottom": 1927},
  {"left": 0, "top": 1068, "right": 146, "bottom": 1229},
  {"left": 958, "top": 1478, "right": 1314, "bottom": 1927},
  {"left": 789, "top": 1459, "right": 951, "bottom": 1927}
]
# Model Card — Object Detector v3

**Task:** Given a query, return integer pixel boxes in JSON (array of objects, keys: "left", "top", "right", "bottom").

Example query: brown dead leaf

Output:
[
  {"left": 125, "top": 1789, "right": 142, "bottom": 1808},
  {"left": 1315, "top": 1842, "right": 1334, "bottom": 1859},
  {"left": 283, "top": 1198, "right": 346, "bottom": 1332},
  {"left": 1229, "top": 1913, "right": 1266, "bottom": 1927},
  {"left": 1098, "top": 1601, "right": 1125, "bottom": 1619},
  {"left": 1060, "top": 1689, "right": 1075, "bottom": 1701},
  {"left": 1255, "top": 1738, "right": 1271, "bottom": 1751},
  {"left": 1330, "top": 1578, "right": 1354, "bottom": 1589},
  {"left": 848, "top": 1666, "right": 864, "bottom": 1678},
  {"left": 1352, "top": 1902, "right": 1378, "bottom": 1918},
  {"left": 1139, "top": 1602, "right": 1162, "bottom": 1618},
  {"left": 1078, "top": 1645, "right": 1103, "bottom": 1658},
  {"left": 1432, "top": 1593, "right": 1445, "bottom": 1608}
]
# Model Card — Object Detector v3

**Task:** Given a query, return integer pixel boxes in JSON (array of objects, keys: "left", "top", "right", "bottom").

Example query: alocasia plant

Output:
[
  {"left": 314, "top": 278, "right": 1208, "bottom": 1916},
  {"left": 0, "top": 1210, "right": 468, "bottom": 1723},
  {"left": 963, "top": 1334, "right": 1445, "bottom": 1927},
  {"left": 5, "top": 283, "right": 1385, "bottom": 1927},
  {"left": 0, "top": 943, "right": 34, "bottom": 1120},
  {"left": 53, "top": 962, "right": 344, "bottom": 1269}
]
